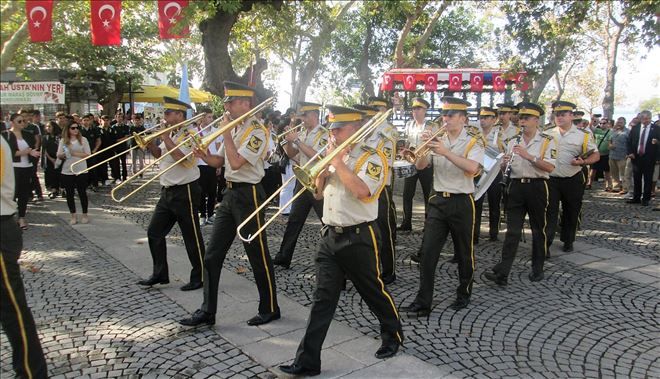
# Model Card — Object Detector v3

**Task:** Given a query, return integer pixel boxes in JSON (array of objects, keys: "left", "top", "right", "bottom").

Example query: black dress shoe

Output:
[
  {"left": 641, "top": 200, "right": 649, "bottom": 206},
  {"left": 279, "top": 364, "right": 320, "bottom": 376},
  {"left": 449, "top": 298, "right": 470, "bottom": 310},
  {"left": 489, "top": 236, "right": 498, "bottom": 242},
  {"left": 484, "top": 271, "right": 508, "bottom": 286},
  {"left": 396, "top": 224, "right": 412, "bottom": 232},
  {"left": 626, "top": 199, "right": 641, "bottom": 204},
  {"left": 137, "top": 276, "right": 169, "bottom": 286},
  {"left": 180, "top": 282, "right": 203, "bottom": 291},
  {"left": 410, "top": 252, "right": 421, "bottom": 263},
  {"left": 272, "top": 255, "right": 291, "bottom": 269},
  {"left": 375, "top": 341, "right": 399, "bottom": 359},
  {"left": 382, "top": 274, "right": 396, "bottom": 285},
  {"left": 528, "top": 271, "right": 545, "bottom": 282},
  {"left": 179, "top": 309, "right": 215, "bottom": 326},
  {"left": 400, "top": 302, "right": 430, "bottom": 317},
  {"left": 562, "top": 243, "right": 574, "bottom": 252},
  {"left": 247, "top": 310, "right": 281, "bottom": 326}
]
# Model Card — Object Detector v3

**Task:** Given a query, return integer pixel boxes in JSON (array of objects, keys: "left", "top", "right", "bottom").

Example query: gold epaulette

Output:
[
  {"left": 540, "top": 132, "right": 553, "bottom": 140},
  {"left": 504, "top": 131, "right": 522, "bottom": 144},
  {"left": 360, "top": 145, "right": 378, "bottom": 154},
  {"left": 466, "top": 128, "right": 486, "bottom": 147}
]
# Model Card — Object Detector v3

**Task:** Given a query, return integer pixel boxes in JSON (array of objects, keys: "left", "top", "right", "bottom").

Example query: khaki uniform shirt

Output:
[
  {"left": 499, "top": 123, "right": 521, "bottom": 148},
  {"left": 219, "top": 116, "right": 268, "bottom": 184},
  {"left": 546, "top": 125, "right": 597, "bottom": 178},
  {"left": 482, "top": 126, "right": 504, "bottom": 153},
  {"left": 431, "top": 128, "right": 485, "bottom": 194},
  {"left": 322, "top": 145, "right": 388, "bottom": 227},
  {"left": 506, "top": 130, "right": 556, "bottom": 179},
  {"left": 159, "top": 126, "right": 200, "bottom": 187},
  {"left": 1, "top": 137, "right": 17, "bottom": 215},
  {"left": 298, "top": 124, "right": 328, "bottom": 167},
  {"left": 405, "top": 119, "right": 433, "bottom": 148},
  {"left": 364, "top": 121, "right": 397, "bottom": 186}
]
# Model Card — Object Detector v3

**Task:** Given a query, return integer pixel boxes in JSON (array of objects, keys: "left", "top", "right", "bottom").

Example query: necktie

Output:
[{"left": 638, "top": 126, "right": 647, "bottom": 155}]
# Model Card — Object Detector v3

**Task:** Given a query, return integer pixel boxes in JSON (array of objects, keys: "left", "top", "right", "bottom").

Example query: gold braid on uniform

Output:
[
  {"left": 354, "top": 145, "right": 389, "bottom": 203},
  {"left": 464, "top": 128, "right": 485, "bottom": 177}
]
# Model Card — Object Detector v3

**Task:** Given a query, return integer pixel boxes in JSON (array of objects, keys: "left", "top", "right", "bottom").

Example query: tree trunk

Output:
[
  {"left": 1, "top": 21, "right": 27, "bottom": 73},
  {"left": 100, "top": 89, "right": 123, "bottom": 116},
  {"left": 1, "top": 1, "right": 21, "bottom": 25},
  {"left": 407, "top": 1, "right": 449, "bottom": 66},
  {"left": 554, "top": 73, "right": 564, "bottom": 101},
  {"left": 358, "top": 21, "right": 374, "bottom": 101},
  {"left": 602, "top": 26, "right": 623, "bottom": 119},
  {"left": 199, "top": 11, "right": 241, "bottom": 96},
  {"left": 530, "top": 60, "right": 561, "bottom": 103}
]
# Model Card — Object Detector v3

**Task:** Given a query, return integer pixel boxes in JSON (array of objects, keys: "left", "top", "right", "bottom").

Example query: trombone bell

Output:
[{"left": 292, "top": 165, "right": 316, "bottom": 192}]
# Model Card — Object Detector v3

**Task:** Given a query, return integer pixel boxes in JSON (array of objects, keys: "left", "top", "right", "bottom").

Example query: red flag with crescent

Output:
[
  {"left": 403, "top": 74, "right": 416, "bottom": 91},
  {"left": 158, "top": 0, "right": 189, "bottom": 39},
  {"left": 90, "top": 0, "right": 121, "bottom": 46},
  {"left": 448, "top": 73, "right": 462, "bottom": 91},
  {"left": 470, "top": 73, "right": 484, "bottom": 92},
  {"left": 492, "top": 73, "right": 506, "bottom": 92},
  {"left": 516, "top": 72, "right": 530, "bottom": 91},
  {"left": 26, "top": 0, "right": 54, "bottom": 43},
  {"left": 424, "top": 74, "right": 437, "bottom": 92},
  {"left": 381, "top": 73, "right": 394, "bottom": 91}
]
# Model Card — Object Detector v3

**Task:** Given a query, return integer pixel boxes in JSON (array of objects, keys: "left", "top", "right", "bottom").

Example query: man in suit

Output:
[{"left": 626, "top": 110, "right": 658, "bottom": 206}]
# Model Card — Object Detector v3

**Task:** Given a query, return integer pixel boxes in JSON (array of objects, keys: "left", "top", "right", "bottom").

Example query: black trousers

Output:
[
  {"left": 632, "top": 160, "right": 655, "bottom": 202},
  {"left": 415, "top": 193, "right": 475, "bottom": 306},
  {"left": 60, "top": 174, "right": 89, "bottom": 214},
  {"left": 275, "top": 180, "right": 323, "bottom": 266},
  {"left": 493, "top": 179, "right": 549, "bottom": 278},
  {"left": 96, "top": 152, "right": 110, "bottom": 183},
  {"left": 474, "top": 172, "right": 503, "bottom": 242},
  {"left": 377, "top": 185, "right": 397, "bottom": 278},
  {"left": 261, "top": 166, "right": 282, "bottom": 199},
  {"left": 110, "top": 152, "right": 128, "bottom": 181},
  {"left": 400, "top": 166, "right": 433, "bottom": 228},
  {"left": 547, "top": 172, "right": 584, "bottom": 248},
  {"left": 198, "top": 165, "right": 217, "bottom": 218},
  {"left": 30, "top": 157, "right": 43, "bottom": 197},
  {"left": 146, "top": 181, "right": 205, "bottom": 284},
  {"left": 293, "top": 222, "right": 402, "bottom": 371},
  {"left": 14, "top": 167, "right": 33, "bottom": 218},
  {"left": 0, "top": 215, "right": 48, "bottom": 378},
  {"left": 202, "top": 183, "right": 278, "bottom": 315},
  {"left": 86, "top": 156, "right": 98, "bottom": 187}
]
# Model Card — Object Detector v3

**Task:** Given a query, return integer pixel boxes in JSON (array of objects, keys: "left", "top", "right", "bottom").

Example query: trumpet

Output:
[
  {"left": 399, "top": 124, "right": 446, "bottom": 164},
  {"left": 110, "top": 97, "right": 276, "bottom": 202},
  {"left": 274, "top": 123, "right": 305, "bottom": 145},
  {"left": 500, "top": 134, "right": 521, "bottom": 187},
  {"left": 70, "top": 113, "right": 206, "bottom": 175}
]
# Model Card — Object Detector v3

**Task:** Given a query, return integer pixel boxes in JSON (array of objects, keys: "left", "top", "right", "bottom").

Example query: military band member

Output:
[
  {"left": 398, "top": 97, "right": 433, "bottom": 231},
  {"left": 545, "top": 101, "right": 599, "bottom": 253},
  {"left": 485, "top": 102, "right": 556, "bottom": 285},
  {"left": 139, "top": 97, "right": 205, "bottom": 291},
  {"left": 401, "top": 97, "right": 484, "bottom": 314},
  {"left": 496, "top": 103, "right": 521, "bottom": 143},
  {"left": 279, "top": 105, "right": 402, "bottom": 377},
  {"left": 355, "top": 103, "right": 398, "bottom": 284},
  {"left": 273, "top": 102, "right": 327, "bottom": 269},
  {"left": 474, "top": 106, "right": 504, "bottom": 243},
  {"left": 180, "top": 82, "right": 280, "bottom": 327}
]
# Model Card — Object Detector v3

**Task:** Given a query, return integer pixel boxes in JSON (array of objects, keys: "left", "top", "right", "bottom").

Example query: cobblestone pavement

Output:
[
  {"left": 85, "top": 176, "right": 659, "bottom": 378},
  {"left": 0, "top": 204, "right": 272, "bottom": 379}
]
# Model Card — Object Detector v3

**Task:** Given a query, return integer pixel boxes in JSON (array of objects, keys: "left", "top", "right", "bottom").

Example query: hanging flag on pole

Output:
[
  {"left": 179, "top": 62, "right": 193, "bottom": 119},
  {"left": 158, "top": 0, "right": 189, "bottom": 39},
  {"left": 90, "top": 0, "right": 122, "bottom": 46},
  {"left": 26, "top": 0, "right": 54, "bottom": 43}
]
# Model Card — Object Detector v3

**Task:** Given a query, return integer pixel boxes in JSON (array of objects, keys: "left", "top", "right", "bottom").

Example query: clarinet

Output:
[{"left": 500, "top": 134, "right": 521, "bottom": 187}]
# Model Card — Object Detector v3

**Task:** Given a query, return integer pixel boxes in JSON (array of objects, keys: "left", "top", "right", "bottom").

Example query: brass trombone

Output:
[
  {"left": 111, "top": 97, "right": 276, "bottom": 203},
  {"left": 70, "top": 113, "right": 206, "bottom": 175},
  {"left": 237, "top": 109, "right": 392, "bottom": 243},
  {"left": 399, "top": 124, "right": 446, "bottom": 164},
  {"left": 274, "top": 123, "right": 305, "bottom": 145}
]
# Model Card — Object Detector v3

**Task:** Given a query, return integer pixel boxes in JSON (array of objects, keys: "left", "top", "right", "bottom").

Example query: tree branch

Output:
[
  {"left": 1, "top": 21, "right": 28, "bottom": 73},
  {"left": 412, "top": 0, "right": 450, "bottom": 56}
]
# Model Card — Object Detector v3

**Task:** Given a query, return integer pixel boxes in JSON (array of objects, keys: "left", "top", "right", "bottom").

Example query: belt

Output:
[
  {"left": 0, "top": 214, "right": 15, "bottom": 220},
  {"left": 162, "top": 182, "right": 193, "bottom": 190},
  {"left": 226, "top": 181, "right": 256, "bottom": 189},
  {"left": 550, "top": 172, "right": 582, "bottom": 180},
  {"left": 325, "top": 221, "right": 373, "bottom": 235},
  {"left": 512, "top": 178, "right": 547, "bottom": 183},
  {"left": 434, "top": 191, "right": 469, "bottom": 198}
]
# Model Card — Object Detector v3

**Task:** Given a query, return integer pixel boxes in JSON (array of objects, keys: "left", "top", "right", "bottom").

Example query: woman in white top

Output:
[
  {"left": 4, "top": 113, "right": 41, "bottom": 230},
  {"left": 57, "top": 123, "right": 91, "bottom": 225}
]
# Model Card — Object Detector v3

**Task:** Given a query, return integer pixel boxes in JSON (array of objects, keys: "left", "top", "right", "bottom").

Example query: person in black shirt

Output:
[
  {"left": 129, "top": 113, "right": 146, "bottom": 177},
  {"left": 21, "top": 110, "right": 44, "bottom": 201},
  {"left": 80, "top": 114, "right": 101, "bottom": 190},
  {"left": 109, "top": 113, "right": 130, "bottom": 183},
  {"left": 41, "top": 121, "right": 61, "bottom": 198},
  {"left": 98, "top": 116, "right": 115, "bottom": 186}
]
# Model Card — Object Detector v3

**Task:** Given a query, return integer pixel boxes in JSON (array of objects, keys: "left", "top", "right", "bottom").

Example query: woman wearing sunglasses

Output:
[
  {"left": 57, "top": 123, "right": 91, "bottom": 224},
  {"left": 2, "top": 113, "right": 41, "bottom": 230}
]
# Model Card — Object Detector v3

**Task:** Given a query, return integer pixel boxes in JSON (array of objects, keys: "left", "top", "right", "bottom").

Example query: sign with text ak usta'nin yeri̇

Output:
[{"left": 0, "top": 81, "right": 66, "bottom": 105}]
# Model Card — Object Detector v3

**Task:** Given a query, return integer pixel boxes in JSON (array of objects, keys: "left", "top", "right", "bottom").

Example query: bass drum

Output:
[
  {"left": 393, "top": 160, "right": 417, "bottom": 179},
  {"left": 474, "top": 149, "right": 504, "bottom": 200}
]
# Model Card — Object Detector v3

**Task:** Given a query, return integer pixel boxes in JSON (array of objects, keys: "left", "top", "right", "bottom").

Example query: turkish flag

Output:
[
  {"left": 90, "top": 0, "right": 121, "bottom": 46},
  {"left": 470, "top": 73, "right": 484, "bottom": 92},
  {"left": 403, "top": 74, "right": 416, "bottom": 91},
  {"left": 492, "top": 73, "right": 506, "bottom": 92},
  {"left": 26, "top": 0, "right": 54, "bottom": 43},
  {"left": 158, "top": 0, "right": 189, "bottom": 39},
  {"left": 424, "top": 74, "right": 437, "bottom": 92},
  {"left": 448, "top": 73, "right": 462, "bottom": 91},
  {"left": 381, "top": 73, "right": 394, "bottom": 91},
  {"left": 516, "top": 72, "right": 530, "bottom": 91}
]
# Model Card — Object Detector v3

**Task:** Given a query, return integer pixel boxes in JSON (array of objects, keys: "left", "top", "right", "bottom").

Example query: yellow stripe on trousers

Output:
[
  {"left": 0, "top": 255, "right": 33, "bottom": 379},
  {"left": 467, "top": 195, "right": 476, "bottom": 295},
  {"left": 252, "top": 186, "right": 275, "bottom": 313},
  {"left": 542, "top": 181, "right": 550, "bottom": 258},
  {"left": 367, "top": 225, "right": 402, "bottom": 343},
  {"left": 186, "top": 184, "right": 205, "bottom": 278},
  {"left": 384, "top": 189, "right": 395, "bottom": 273}
]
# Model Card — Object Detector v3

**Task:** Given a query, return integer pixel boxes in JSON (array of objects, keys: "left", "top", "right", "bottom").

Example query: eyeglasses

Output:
[{"left": 69, "top": 126, "right": 79, "bottom": 130}]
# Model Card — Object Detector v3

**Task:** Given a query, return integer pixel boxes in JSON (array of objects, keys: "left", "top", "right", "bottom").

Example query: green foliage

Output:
[{"left": 638, "top": 97, "right": 660, "bottom": 113}]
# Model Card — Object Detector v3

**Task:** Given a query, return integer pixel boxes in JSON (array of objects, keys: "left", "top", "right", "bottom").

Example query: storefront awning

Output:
[{"left": 121, "top": 85, "right": 214, "bottom": 103}]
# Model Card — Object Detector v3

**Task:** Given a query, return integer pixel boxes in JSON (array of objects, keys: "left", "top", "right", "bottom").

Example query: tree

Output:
[
  {"left": 1, "top": 1, "right": 28, "bottom": 73},
  {"left": 392, "top": 0, "right": 451, "bottom": 68},
  {"left": 638, "top": 97, "right": 660, "bottom": 114}
]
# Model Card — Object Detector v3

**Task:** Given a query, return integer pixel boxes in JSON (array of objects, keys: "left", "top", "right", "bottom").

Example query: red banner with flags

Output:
[
  {"left": 158, "top": 0, "right": 189, "bottom": 39},
  {"left": 381, "top": 73, "right": 394, "bottom": 91},
  {"left": 470, "top": 73, "right": 484, "bottom": 92},
  {"left": 403, "top": 74, "right": 416, "bottom": 91},
  {"left": 516, "top": 72, "right": 530, "bottom": 91},
  {"left": 90, "top": 0, "right": 122, "bottom": 46},
  {"left": 26, "top": 0, "right": 54, "bottom": 42},
  {"left": 492, "top": 73, "right": 506, "bottom": 92},
  {"left": 424, "top": 74, "right": 437, "bottom": 92},
  {"left": 448, "top": 73, "right": 462, "bottom": 91}
]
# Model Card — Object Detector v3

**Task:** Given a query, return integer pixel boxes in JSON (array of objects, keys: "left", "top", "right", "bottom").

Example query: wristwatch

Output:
[{"left": 532, "top": 156, "right": 538, "bottom": 164}]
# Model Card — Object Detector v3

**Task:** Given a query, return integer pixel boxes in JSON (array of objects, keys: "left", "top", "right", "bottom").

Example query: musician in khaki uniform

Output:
[
  {"left": 273, "top": 102, "right": 327, "bottom": 269},
  {"left": 485, "top": 102, "right": 556, "bottom": 285},
  {"left": 280, "top": 106, "right": 402, "bottom": 377},
  {"left": 474, "top": 106, "right": 505, "bottom": 243},
  {"left": 180, "top": 82, "right": 279, "bottom": 327},
  {"left": 355, "top": 103, "right": 398, "bottom": 284},
  {"left": 402, "top": 97, "right": 484, "bottom": 314},
  {"left": 496, "top": 103, "right": 522, "bottom": 145},
  {"left": 545, "top": 101, "right": 599, "bottom": 253},
  {"left": 139, "top": 97, "right": 205, "bottom": 292}
]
